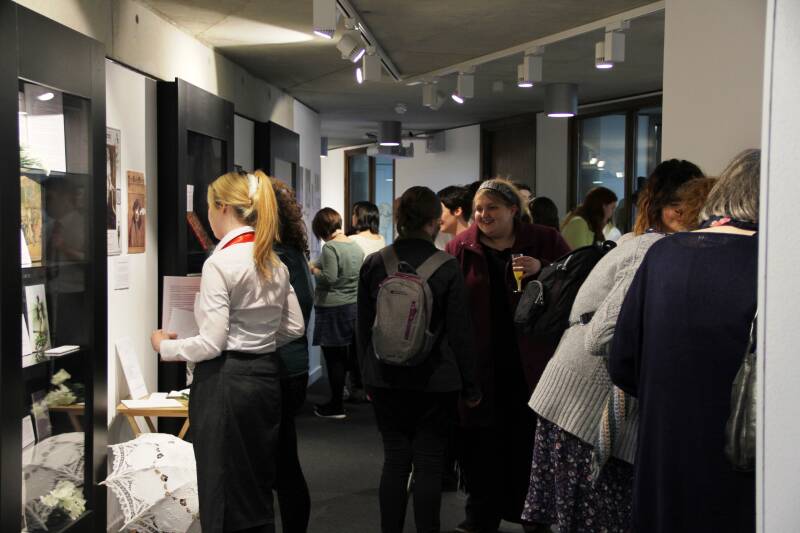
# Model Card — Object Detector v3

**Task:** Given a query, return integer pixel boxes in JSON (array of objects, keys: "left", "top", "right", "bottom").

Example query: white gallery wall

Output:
[
  {"left": 394, "top": 125, "right": 481, "bottom": 196},
  {"left": 661, "top": 0, "right": 766, "bottom": 174},
  {"left": 320, "top": 146, "right": 348, "bottom": 217},
  {"left": 105, "top": 59, "right": 159, "bottom": 528},
  {"left": 758, "top": 0, "right": 800, "bottom": 529}
]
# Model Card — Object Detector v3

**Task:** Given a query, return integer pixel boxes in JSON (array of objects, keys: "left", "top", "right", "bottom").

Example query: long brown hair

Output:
[
  {"left": 270, "top": 176, "right": 310, "bottom": 259},
  {"left": 207, "top": 169, "right": 279, "bottom": 279},
  {"left": 563, "top": 187, "right": 617, "bottom": 242},
  {"left": 633, "top": 159, "right": 704, "bottom": 235}
]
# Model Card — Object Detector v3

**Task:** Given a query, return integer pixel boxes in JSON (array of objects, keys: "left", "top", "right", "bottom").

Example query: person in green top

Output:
[
  {"left": 561, "top": 187, "right": 618, "bottom": 249},
  {"left": 309, "top": 207, "right": 364, "bottom": 419}
]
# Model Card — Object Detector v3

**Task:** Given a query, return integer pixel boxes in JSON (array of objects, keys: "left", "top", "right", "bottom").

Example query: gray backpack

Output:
[{"left": 372, "top": 246, "right": 453, "bottom": 366}]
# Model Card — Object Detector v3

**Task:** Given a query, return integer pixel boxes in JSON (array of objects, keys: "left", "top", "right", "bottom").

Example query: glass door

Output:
[{"left": 345, "top": 149, "right": 395, "bottom": 244}]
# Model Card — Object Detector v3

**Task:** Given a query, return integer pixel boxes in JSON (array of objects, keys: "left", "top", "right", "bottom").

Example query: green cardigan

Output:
[{"left": 561, "top": 216, "right": 595, "bottom": 249}]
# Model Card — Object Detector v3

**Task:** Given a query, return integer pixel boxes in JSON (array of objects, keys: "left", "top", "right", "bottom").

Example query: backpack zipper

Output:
[{"left": 405, "top": 302, "right": 417, "bottom": 340}]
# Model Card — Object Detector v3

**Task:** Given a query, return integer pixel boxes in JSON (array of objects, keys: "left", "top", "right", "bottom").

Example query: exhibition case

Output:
[
  {"left": 156, "top": 78, "right": 234, "bottom": 423},
  {"left": 0, "top": 3, "right": 107, "bottom": 532}
]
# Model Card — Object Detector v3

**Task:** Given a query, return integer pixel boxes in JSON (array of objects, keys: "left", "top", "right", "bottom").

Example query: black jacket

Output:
[
  {"left": 356, "top": 237, "right": 480, "bottom": 400},
  {"left": 275, "top": 244, "right": 314, "bottom": 377}
]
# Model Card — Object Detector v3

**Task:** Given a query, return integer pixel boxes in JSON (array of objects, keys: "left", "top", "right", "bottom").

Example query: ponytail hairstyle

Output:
[{"left": 207, "top": 169, "right": 280, "bottom": 279}]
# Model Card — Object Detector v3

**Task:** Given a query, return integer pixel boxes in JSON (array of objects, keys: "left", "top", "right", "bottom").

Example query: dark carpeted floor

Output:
[{"left": 276, "top": 380, "right": 532, "bottom": 533}]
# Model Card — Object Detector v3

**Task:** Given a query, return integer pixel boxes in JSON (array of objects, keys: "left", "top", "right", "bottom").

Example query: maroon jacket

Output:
[{"left": 446, "top": 222, "right": 571, "bottom": 427}]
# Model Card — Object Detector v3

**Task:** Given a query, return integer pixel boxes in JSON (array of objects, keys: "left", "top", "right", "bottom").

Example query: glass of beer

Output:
[{"left": 511, "top": 253, "right": 524, "bottom": 293}]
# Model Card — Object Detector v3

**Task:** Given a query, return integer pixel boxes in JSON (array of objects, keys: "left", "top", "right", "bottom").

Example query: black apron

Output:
[{"left": 190, "top": 351, "right": 282, "bottom": 532}]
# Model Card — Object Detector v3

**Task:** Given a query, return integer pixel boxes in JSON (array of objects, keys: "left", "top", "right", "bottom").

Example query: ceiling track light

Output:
[
  {"left": 378, "top": 120, "right": 402, "bottom": 146},
  {"left": 362, "top": 49, "right": 382, "bottom": 82},
  {"left": 336, "top": 30, "right": 365, "bottom": 62},
  {"left": 451, "top": 70, "right": 475, "bottom": 103},
  {"left": 313, "top": 0, "right": 337, "bottom": 39},
  {"left": 355, "top": 66, "right": 363, "bottom": 84},
  {"left": 595, "top": 20, "right": 629, "bottom": 69},
  {"left": 422, "top": 83, "right": 445, "bottom": 110},
  {"left": 545, "top": 83, "right": 577, "bottom": 118},
  {"left": 517, "top": 46, "right": 544, "bottom": 88}
]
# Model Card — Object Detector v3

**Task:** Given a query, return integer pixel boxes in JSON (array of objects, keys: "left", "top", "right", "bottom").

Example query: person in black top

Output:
[
  {"left": 609, "top": 149, "right": 760, "bottom": 533},
  {"left": 271, "top": 176, "right": 314, "bottom": 533},
  {"left": 357, "top": 186, "right": 481, "bottom": 533}
]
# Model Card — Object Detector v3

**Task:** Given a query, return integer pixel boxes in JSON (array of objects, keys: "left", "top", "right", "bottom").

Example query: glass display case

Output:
[
  {"left": 1, "top": 4, "right": 107, "bottom": 532},
  {"left": 157, "top": 79, "right": 234, "bottom": 416}
]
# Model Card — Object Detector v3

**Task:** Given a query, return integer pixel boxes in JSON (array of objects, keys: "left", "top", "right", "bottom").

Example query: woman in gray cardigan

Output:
[{"left": 521, "top": 161, "right": 711, "bottom": 532}]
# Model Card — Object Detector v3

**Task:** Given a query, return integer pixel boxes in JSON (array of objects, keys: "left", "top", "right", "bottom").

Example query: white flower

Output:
[
  {"left": 39, "top": 480, "right": 86, "bottom": 520},
  {"left": 45, "top": 384, "right": 76, "bottom": 407},
  {"left": 30, "top": 401, "right": 47, "bottom": 418},
  {"left": 51, "top": 369, "right": 71, "bottom": 386}
]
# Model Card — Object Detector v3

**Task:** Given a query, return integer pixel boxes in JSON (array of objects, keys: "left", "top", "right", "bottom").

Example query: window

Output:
[
  {"left": 572, "top": 98, "right": 662, "bottom": 233},
  {"left": 345, "top": 149, "right": 395, "bottom": 244}
]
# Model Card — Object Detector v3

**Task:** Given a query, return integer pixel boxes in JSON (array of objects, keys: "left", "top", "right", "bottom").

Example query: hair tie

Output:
[{"left": 247, "top": 173, "right": 259, "bottom": 200}]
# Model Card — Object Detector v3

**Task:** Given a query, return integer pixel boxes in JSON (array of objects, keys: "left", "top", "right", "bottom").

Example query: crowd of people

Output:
[{"left": 149, "top": 148, "right": 760, "bottom": 533}]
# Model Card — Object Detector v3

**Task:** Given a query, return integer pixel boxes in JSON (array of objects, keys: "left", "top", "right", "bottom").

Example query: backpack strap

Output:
[
  {"left": 380, "top": 245, "right": 401, "bottom": 275},
  {"left": 415, "top": 250, "right": 454, "bottom": 281}
]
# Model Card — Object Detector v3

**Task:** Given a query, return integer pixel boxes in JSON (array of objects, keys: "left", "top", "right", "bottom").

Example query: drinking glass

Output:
[{"left": 511, "top": 253, "right": 524, "bottom": 293}]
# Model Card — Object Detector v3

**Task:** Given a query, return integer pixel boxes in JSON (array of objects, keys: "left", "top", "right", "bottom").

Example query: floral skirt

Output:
[{"left": 522, "top": 418, "right": 634, "bottom": 533}]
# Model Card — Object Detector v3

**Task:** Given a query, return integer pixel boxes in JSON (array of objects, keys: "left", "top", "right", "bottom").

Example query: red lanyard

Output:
[{"left": 221, "top": 231, "right": 255, "bottom": 249}]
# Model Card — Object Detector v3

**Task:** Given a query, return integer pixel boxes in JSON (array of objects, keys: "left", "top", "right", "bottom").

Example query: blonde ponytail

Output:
[{"left": 207, "top": 170, "right": 280, "bottom": 279}]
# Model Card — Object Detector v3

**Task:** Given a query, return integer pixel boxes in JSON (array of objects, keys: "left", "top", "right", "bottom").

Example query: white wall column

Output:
[
  {"left": 757, "top": 0, "right": 800, "bottom": 530},
  {"left": 661, "top": 0, "right": 766, "bottom": 174}
]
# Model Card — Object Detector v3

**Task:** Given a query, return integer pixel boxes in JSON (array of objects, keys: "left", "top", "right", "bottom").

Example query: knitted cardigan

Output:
[{"left": 529, "top": 232, "right": 663, "bottom": 463}]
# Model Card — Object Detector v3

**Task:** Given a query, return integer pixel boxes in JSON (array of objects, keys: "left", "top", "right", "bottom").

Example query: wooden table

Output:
[
  {"left": 116, "top": 396, "right": 190, "bottom": 440},
  {"left": 49, "top": 403, "right": 85, "bottom": 432}
]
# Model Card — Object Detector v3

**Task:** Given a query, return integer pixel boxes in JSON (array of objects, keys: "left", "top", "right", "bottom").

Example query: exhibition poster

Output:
[
  {"left": 106, "top": 128, "right": 122, "bottom": 255},
  {"left": 127, "top": 170, "right": 146, "bottom": 254}
]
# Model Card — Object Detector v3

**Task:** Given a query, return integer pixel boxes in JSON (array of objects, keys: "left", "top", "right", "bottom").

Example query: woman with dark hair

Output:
[
  {"left": 350, "top": 201, "right": 386, "bottom": 259},
  {"left": 561, "top": 187, "right": 618, "bottom": 249},
  {"left": 357, "top": 186, "right": 480, "bottom": 533},
  {"left": 446, "top": 179, "right": 570, "bottom": 533},
  {"left": 523, "top": 160, "right": 707, "bottom": 532},
  {"left": 310, "top": 208, "right": 364, "bottom": 419},
  {"left": 610, "top": 150, "right": 759, "bottom": 533},
  {"left": 528, "top": 196, "right": 560, "bottom": 231},
  {"left": 271, "top": 176, "right": 313, "bottom": 533}
]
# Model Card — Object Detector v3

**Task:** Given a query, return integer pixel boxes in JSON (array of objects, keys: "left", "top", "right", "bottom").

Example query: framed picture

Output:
[
  {"left": 127, "top": 170, "right": 146, "bottom": 254},
  {"left": 106, "top": 128, "right": 122, "bottom": 255}
]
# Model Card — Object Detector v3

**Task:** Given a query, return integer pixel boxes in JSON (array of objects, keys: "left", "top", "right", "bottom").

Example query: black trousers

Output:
[
  {"left": 457, "top": 407, "right": 537, "bottom": 531},
  {"left": 321, "top": 345, "right": 353, "bottom": 409},
  {"left": 371, "top": 388, "right": 458, "bottom": 533},
  {"left": 275, "top": 373, "right": 311, "bottom": 533},
  {"left": 190, "top": 352, "right": 282, "bottom": 533}
]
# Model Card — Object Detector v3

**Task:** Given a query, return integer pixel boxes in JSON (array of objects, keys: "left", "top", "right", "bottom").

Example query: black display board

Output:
[
  {"left": 156, "top": 78, "right": 234, "bottom": 428},
  {"left": 0, "top": 3, "right": 107, "bottom": 531},
  {"left": 254, "top": 121, "right": 300, "bottom": 186}
]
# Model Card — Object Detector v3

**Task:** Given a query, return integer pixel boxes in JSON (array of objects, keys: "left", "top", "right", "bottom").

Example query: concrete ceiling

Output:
[{"left": 142, "top": 0, "right": 664, "bottom": 148}]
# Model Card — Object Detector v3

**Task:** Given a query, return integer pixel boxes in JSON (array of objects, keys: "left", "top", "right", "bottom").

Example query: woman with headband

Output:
[
  {"left": 446, "top": 178, "right": 570, "bottom": 533},
  {"left": 151, "top": 170, "right": 305, "bottom": 533}
]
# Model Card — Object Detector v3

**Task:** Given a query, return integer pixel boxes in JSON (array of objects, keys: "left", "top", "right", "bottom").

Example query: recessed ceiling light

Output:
[
  {"left": 597, "top": 160, "right": 606, "bottom": 168},
  {"left": 616, "top": 171, "right": 624, "bottom": 178},
  {"left": 37, "top": 92, "right": 55, "bottom": 102},
  {"left": 593, "top": 180, "right": 603, "bottom": 184},
  {"left": 589, "top": 157, "right": 598, "bottom": 165},
  {"left": 379, "top": 142, "right": 400, "bottom": 147},
  {"left": 547, "top": 112, "right": 574, "bottom": 118},
  {"left": 451, "top": 93, "right": 465, "bottom": 104}
]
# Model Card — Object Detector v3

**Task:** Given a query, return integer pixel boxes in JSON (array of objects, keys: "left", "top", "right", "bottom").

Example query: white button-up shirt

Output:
[{"left": 160, "top": 226, "right": 305, "bottom": 363}]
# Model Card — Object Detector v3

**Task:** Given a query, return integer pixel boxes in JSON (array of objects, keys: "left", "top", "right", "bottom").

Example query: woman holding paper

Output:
[{"left": 151, "top": 170, "right": 305, "bottom": 533}]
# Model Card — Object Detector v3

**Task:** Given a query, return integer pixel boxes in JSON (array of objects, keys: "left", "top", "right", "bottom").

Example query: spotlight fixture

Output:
[
  {"left": 545, "top": 83, "right": 577, "bottom": 118},
  {"left": 313, "top": 0, "right": 337, "bottom": 39},
  {"left": 597, "top": 160, "right": 606, "bottom": 168},
  {"left": 615, "top": 171, "right": 624, "bottom": 178},
  {"left": 451, "top": 70, "right": 474, "bottom": 103},
  {"left": 589, "top": 157, "right": 598, "bottom": 165},
  {"left": 517, "top": 47, "right": 544, "bottom": 88},
  {"left": 379, "top": 121, "right": 401, "bottom": 146},
  {"left": 595, "top": 20, "right": 629, "bottom": 69},
  {"left": 321, "top": 137, "right": 329, "bottom": 158},
  {"left": 362, "top": 50, "right": 382, "bottom": 82},
  {"left": 37, "top": 92, "right": 55, "bottom": 102},
  {"left": 422, "top": 83, "right": 445, "bottom": 110},
  {"left": 355, "top": 66, "right": 363, "bottom": 84},
  {"left": 337, "top": 31, "right": 365, "bottom": 62}
]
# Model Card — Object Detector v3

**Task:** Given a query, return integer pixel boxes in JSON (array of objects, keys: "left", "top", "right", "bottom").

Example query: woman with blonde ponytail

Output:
[{"left": 151, "top": 170, "right": 305, "bottom": 533}]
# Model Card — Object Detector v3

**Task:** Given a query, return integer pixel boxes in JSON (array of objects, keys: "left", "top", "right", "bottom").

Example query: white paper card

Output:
[
  {"left": 167, "top": 308, "right": 199, "bottom": 339},
  {"left": 168, "top": 388, "right": 190, "bottom": 398},
  {"left": 113, "top": 256, "right": 130, "bottom": 290},
  {"left": 115, "top": 337, "right": 149, "bottom": 400},
  {"left": 121, "top": 399, "right": 182, "bottom": 409},
  {"left": 149, "top": 392, "right": 168, "bottom": 401},
  {"left": 45, "top": 345, "right": 80, "bottom": 356},
  {"left": 162, "top": 276, "right": 202, "bottom": 329},
  {"left": 186, "top": 184, "right": 194, "bottom": 212},
  {"left": 20, "top": 230, "right": 32, "bottom": 267},
  {"left": 22, "top": 416, "right": 35, "bottom": 449},
  {"left": 21, "top": 315, "right": 33, "bottom": 356}
]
